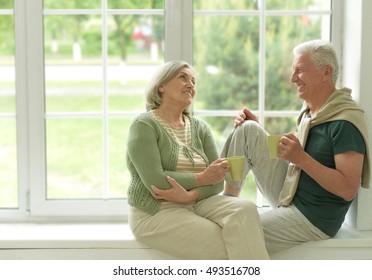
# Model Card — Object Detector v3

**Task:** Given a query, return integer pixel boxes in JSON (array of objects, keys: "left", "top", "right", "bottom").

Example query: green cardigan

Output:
[{"left": 126, "top": 112, "right": 223, "bottom": 215}]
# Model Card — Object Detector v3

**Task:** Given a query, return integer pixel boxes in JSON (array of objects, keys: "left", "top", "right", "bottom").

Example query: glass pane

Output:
[
  {"left": 194, "top": 0, "right": 258, "bottom": 10},
  {"left": 44, "top": 0, "right": 101, "bottom": 9},
  {"left": 264, "top": 116, "right": 297, "bottom": 135},
  {"left": 0, "top": 0, "right": 12, "bottom": 9},
  {"left": 43, "top": 3, "right": 165, "bottom": 202},
  {"left": 0, "top": 119, "right": 18, "bottom": 208},
  {"left": 266, "top": 0, "right": 331, "bottom": 10},
  {"left": 193, "top": 15, "right": 259, "bottom": 111},
  {"left": 108, "top": 117, "right": 132, "bottom": 198},
  {"left": 265, "top": 15, "right": 330, "bottom": 111},
  {"left": 107, "top": 14, "right": 164, "bottom": 111},
  {"left": 46, "top": 119, "right": 103, "bottom": 199},
  {"left": 0, "top": 15, "right": 15, "bottom": 112},
  {"left": 108, "top": 0, "right": 164, "bottom": 9},
  {"left": 0, "top": 8, "right": 17, "bottom": 208},
  {"left": 44, "top": 15, "right": 102, "bottom": 113}
]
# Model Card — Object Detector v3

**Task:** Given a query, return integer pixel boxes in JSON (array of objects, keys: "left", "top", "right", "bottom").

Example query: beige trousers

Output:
[{"left": 129, "top": 195, "right": 269, "bottom": 260}]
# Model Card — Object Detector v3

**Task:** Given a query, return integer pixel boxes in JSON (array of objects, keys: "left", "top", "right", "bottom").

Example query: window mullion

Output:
[
  {"left": 164, "top": 0, "right": 193, "bottom": 63},
  {"left": 25, "top": 0, "right": 47, "bottom": 215}
]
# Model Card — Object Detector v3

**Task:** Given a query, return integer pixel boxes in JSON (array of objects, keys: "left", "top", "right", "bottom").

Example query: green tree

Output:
[{"left": 193, "top": 0, "right": 326, "bottom": 133}]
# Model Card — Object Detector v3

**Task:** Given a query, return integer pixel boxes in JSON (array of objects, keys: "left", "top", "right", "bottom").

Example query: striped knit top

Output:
[{"left": 150, "top": 110, "right": 207, "bottom": 173}]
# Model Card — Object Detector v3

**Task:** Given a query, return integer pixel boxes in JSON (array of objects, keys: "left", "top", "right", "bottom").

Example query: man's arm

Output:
[{"left": 280, "top": 133, "right": 364, "bottom": 201}]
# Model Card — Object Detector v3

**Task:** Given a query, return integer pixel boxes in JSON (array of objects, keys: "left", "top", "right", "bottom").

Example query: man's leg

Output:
[
  {"left": 261, "top": 204, "right": 330, "bottom": 256},
  {"left": 221, "top": 121, "right": 288, "bottom": 207}
]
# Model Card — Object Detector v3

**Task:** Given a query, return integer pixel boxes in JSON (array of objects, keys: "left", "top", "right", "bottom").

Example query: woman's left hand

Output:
[{"left": 151, "top": 176, "right": 199, "bottom": 203}]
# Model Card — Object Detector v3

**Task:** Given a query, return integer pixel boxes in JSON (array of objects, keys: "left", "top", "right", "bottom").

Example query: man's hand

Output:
[{"left": 234, "top": 107, "right": 258, "bottom": 127}]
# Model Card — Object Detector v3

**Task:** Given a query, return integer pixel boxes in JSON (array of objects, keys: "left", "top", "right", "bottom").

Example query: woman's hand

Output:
[
  {"left": 234, "top": 107, "right": 258, "bottom": 127},
  {"left": 195, "top": 158, "right": 228, "bottom": 186},
  {"left": 151, "top": 176, "right": 199, "bottom": 203}
]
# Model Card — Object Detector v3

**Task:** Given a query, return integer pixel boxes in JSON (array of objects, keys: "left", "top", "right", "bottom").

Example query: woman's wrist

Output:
[
  {"left": 195, "top": 172, "right": 207, "bottom": 186},
  {"left": 187, "top": 189, "right": 200, "bottom": 202}
]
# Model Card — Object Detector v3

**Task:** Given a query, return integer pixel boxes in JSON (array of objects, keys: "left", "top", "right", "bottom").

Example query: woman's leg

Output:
[
  {"left": 129, "top": 202, "right": 228, "bottom": 260},
  {"left": 195, "top": 195, "right": 269, "bottom": 260}
]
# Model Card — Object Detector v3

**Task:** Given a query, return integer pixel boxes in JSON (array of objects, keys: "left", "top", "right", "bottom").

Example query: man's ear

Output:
[{"left": 323, "top": 65, "right": 333, "bottom": 81}]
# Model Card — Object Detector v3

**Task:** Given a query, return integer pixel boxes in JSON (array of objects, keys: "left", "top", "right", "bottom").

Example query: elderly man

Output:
[{"left": 222, "top": 39, "right": 370, "bottom": 255}]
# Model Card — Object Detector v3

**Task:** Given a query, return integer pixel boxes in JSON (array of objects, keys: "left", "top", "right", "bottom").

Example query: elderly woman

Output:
[{"left": 126, "top": 61, "right": 268, "bottom": 260}]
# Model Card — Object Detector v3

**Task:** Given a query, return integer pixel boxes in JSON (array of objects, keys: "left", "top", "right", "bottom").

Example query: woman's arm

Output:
[{"left": 127, "top": 119, "right": 225, "bottom": 195}]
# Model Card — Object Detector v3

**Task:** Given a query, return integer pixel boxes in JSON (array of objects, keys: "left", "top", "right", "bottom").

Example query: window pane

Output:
[
  {"left": 0, "top": 119, "right": 18, "bottom": 208},
  {"left": 108, "top": 0, "right": 164, "bottom": 9},
  {"left": 265, "top": 15, "right": 330, "bottom": 111},
  {"left": 193, "top": 15, "right": 259, "bottom": 111},
  {"left": 108, "top": 117, "right": 131, "bottom": 198},
  {"left": 0, "top": 0, "right": 12, "bottom": 9},
  {"left": 44, "top": 0, "right": 101, "bottom": 9},
  {"left": 194, "top": 0, "right": 258, "bottom": 10},
  {"left": 198, "top": 116, "right": 235, "bottom": 152},
  {"left": 43, "top": 3, "right": 165, "bottom": 201},
  {"left": 44, "top": 15, "right": 102, "bottom": 113},
  {"left": 46, "top": 119, "right": 103, "bottom": 199},
  {"left": 0, "top": 6, "right": 17, "bottom": 208},
  {"left": 264, "top": 116, "right": 297, "bottom": 135},
  {"left": 266, "top": 0, "right": 331, "bottom": 10},
  {"left": 0, "top": 14, "right": 15, "bottom": 112},
  {"left": 107, "top": 14, "right": 164, "bottom": 111}
]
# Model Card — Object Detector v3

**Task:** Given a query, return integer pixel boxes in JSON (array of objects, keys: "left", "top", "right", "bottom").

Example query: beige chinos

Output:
[
  {"left": 221, "top": 121, "right": 329, "bottom": 256},
  {"left": 129, "top": 194, "right": 269, "bottom": 260}
]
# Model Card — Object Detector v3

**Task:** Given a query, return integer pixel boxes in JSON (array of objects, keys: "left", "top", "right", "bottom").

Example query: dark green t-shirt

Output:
[{"left": 292, "top": 120, "right": 366, "bottom": 237}]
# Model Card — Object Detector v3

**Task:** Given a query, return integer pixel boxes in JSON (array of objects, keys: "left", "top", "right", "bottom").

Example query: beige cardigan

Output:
[{"left": 278, "top": 88, "right": 371, "bottom": 206}]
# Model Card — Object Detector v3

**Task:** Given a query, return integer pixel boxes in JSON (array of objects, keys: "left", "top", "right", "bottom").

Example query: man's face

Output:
[{"left": 290, "top": 53, "right": 325, "bottom": 101}]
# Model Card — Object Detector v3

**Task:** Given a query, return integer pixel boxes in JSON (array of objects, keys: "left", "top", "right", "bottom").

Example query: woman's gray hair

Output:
[
  {"left": 293, "top": 40, "right": 339, "bottom": 83},
  {"left": 145, "top": 60, "right": 195, "bottom": 114}
]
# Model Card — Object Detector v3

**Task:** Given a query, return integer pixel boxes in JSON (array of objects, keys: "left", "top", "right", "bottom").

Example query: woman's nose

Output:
[{"left": 187, "top": 81, "right": 195, "bottom": 88}]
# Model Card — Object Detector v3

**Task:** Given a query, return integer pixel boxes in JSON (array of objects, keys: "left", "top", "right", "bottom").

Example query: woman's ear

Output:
[{"left": 158, "top": 85, "right": 165, "bottom": 92}]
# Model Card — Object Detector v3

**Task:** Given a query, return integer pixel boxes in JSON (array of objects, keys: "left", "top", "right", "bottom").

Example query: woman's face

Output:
[{"left": 159, "top": 67, "right": 196, "bottom": 108}]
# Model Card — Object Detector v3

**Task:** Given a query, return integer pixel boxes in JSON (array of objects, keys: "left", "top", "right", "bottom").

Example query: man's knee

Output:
[{"left": 234, "top": 120, "right": 264, "bottom": 139}]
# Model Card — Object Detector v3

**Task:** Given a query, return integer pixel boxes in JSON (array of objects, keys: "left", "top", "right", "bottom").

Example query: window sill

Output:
[{"left": 1, "top": 222, "right": 372, "bottom": 260}]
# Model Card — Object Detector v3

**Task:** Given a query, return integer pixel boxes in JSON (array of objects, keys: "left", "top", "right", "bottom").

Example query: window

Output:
[
  {"left": 2, "top": 0, "right": 337, "bottom": 220},
  {"left": 192, "top": 0, "right": 332, "bottom": 204}
]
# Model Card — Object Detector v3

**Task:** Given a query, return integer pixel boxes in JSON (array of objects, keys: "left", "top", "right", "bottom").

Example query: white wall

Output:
[{"left": 343, "top": 0, "right": 372, "bottom": 230}]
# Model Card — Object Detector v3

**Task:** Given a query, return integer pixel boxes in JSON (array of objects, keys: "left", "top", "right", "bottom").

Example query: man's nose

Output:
[{"left": 290, "top": 72, "right": 297, "bottom": 83}]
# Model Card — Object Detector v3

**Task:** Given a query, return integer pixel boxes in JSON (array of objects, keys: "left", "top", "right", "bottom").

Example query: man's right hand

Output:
[{"left": 234, "top": 107, "right": 259, "bottom": 127}]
